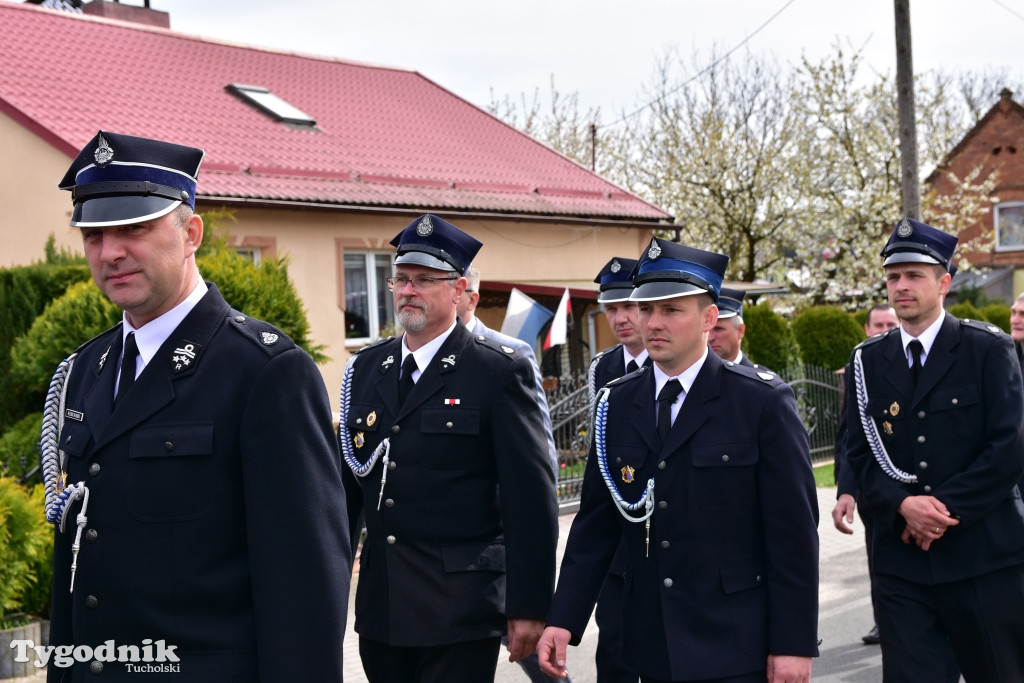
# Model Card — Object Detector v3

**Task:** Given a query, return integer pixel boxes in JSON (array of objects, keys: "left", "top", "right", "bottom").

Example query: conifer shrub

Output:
[
  {"left": 979, "top": 303, "right": 1010, "bottom": 333},
  {"left": 791, "top": 306, "right": 864, "bottom": 371},
  {"left": 741, "top": 304, "right": 802, "bottom": 378}
]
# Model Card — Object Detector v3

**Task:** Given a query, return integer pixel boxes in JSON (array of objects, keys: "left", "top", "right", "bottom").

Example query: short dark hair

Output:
[{"left": 864, "top": 303, "right": 892, "bottom": 327}]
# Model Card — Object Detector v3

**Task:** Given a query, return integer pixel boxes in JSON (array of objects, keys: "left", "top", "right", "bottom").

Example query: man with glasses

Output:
[{"left": 340, "top": 214, "right": 558, "bottom": 683}]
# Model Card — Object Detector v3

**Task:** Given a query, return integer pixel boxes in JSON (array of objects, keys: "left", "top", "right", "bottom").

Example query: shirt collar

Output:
[
  {"left": 652, "top": 345, "right": 708, "bottom": 398},
  {"left": 123, "top": 280, "right": 208, "bottom": 368},
  {"left": 899, "top": 309, "right": 945, "bottom": 358},
  {"left": 401, "top": 318, "right": 459, "bottom": 378},
  {"left": 624, "top": 347, "right": 649, "bottom": 371}
]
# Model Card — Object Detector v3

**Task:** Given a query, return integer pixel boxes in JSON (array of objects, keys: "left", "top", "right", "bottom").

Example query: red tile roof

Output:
[{"left": 0, "top": 2, "right": 670, "bottom": 222}]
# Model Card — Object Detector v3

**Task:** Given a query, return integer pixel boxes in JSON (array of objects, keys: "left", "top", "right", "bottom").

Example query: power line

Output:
[
  {"left": 601, "top": 0, "right": 798, "bottom": 130},
  {"left": 991, "top": 0, "right": 1024, "bottom": 22}
]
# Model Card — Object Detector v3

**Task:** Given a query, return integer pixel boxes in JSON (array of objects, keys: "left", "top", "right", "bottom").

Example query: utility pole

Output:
[{"left": 894, "top": 0, "right": 920, "bottom": 219}]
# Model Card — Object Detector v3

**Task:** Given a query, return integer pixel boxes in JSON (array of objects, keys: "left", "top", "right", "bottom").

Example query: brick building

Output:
[{"left": 927, "top": 88, "right": 1024, "bottom": 301}]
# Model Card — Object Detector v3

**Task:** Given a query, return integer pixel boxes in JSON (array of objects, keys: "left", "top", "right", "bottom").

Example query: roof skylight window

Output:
[{"left": 226, "top": 84, "right": 316, "bottom": 127}]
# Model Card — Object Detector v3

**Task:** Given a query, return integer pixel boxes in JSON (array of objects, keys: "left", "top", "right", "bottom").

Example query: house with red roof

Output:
[{"left": 0, "top": 0, "right": 671, "bottom": 403}]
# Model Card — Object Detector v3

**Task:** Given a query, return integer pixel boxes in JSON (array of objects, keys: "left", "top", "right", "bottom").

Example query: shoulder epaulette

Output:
[
  {"left": 473, "top": 334, "right": 518, "bottom": 358},
  {"left": 723, "top": 361, "right": 783, "bottom": 385},
  {"left": 605, "top": 364, "right": 648, "bottom": 388},
  {"left": 854, "top": 327, "right": 898, "bottom": 351},
  {"left": 75, "top": 321, "right": 123, "bottom": 355},
  {"left": 226, "top": 310, "right": 296, "bottom": 357},
  {"left": 352, "top": 335, "right": 395, "bottom": 355},
  {"left": 960, "top": 318, "right": 1005, "bottom": 336}
]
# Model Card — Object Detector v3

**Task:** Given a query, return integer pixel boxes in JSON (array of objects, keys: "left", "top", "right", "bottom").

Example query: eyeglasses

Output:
[{"left": 386, "top": 276, "right": 458, "bottom": 291}]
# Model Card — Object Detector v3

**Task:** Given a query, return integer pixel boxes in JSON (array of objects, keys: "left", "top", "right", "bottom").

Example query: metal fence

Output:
[{"left": 547, "top": 364, "right": 843, "bottom": 506}]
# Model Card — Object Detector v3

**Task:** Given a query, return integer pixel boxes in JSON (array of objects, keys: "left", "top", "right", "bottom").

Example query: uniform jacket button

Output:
[
  {"left": 85, "top": 595, "right": 98, "bottom": 608},
  {"left": 616, "top": 457, "right": 622, "bottom": 464},
  {"left": 88, "top": 463, "right": 101, "bottom": 476},
  {"left": 660, "top": 540, "right": 670, "bottom": 549},
  {"left": 721, "top": 454, "right": 730, "bottom": 463},
  {"left": 164, "top": 441, "right": 174, "bottom": 452},
  {"left": 923, "top": 485, "right": 932, "bottom": 493},
  {"left": 90, "top": 661, "right": 104, "bottom": 675},
  {"left": 951, "top": 398, "right": 958, "bottom": 405},
  {"left": 917, "top": 410, "right": 926, "bottom": 419},
  {"left": 388, "top": 461, "right": 397, "bottom": 470},
  {"left": 917, "top": 435, "right": 926, "bottom": 444},
  {"left": 384, "top": 499, "right": 395, "bottom": 508},
  {"left": 234, "top": 315, "right": 246, "bottom": 323},
  {"left": 446, "top": 422, "right": 453, "bottom": 429},
  {"left": 919, "top": 461, "right": 928, "bottom": 470},
  {"left": 386, "top": 535, "right": 396, "bottom": 544},
  {"left": 657, "top": 461, "right": 666, "bottom": 470},
  {"left": 658, "top": 501, "right": 668, "bottom": 510},
  {"left": 663, "top": 578, "right": 673, "bottom": 588},
  {"left": 391, "top": 425, "right": 401, "bottom": 435},
  {"left": 85, "top": 529, "right": 98, "bottom": 543}
]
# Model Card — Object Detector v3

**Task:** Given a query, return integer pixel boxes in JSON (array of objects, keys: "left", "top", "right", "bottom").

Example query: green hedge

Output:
[
  {"left": 0, "top": 478, "right": 50, "bottom": 623},
  {"left": 979, "top": 303, "right": 1010, "bottom": 333},
  {"left": 0, "top": 413, "right": 43, "bottom": 484},
  {"left": 741, "top": 304, "right": 802, "bottom": 378},
  {"left": 791, "top": 306, "right": 864, "bottom": 371}
]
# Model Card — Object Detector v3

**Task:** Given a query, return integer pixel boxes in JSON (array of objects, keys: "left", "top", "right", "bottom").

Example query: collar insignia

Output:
[
  {"left": 416, "top": 215, "right": 434, "bottom": 237},
  {"left": 382, "top": 355, "right": 395, "bottom": 371},
  {"left": 621, "top": 465, "right": 635, "bottom": 484},
  {"left": 440, "top": 354, "right": 457, "bottom": 368},
  {"left": 896, "top": 218, "right": 913, "bottom": 238},
  {"left": 647, "top": 243, "right": 662, "bottom": 260},
  {"left": 366, "top": 411, "right": 377, "bottom": 427},
  {"left": 97, "top": 344, "right": 111, "bottom": 372},
  {"left": 889, "top": 401, "right": 900, "bottom": 417},
  {"left": 610, "top": 259, "right": 621, "bottom": 273},
  {"left": 94, "top": 133, "right": 114, "bottom": 167},
  {"left": 171, "top": 341, "right": 200, "bottom": 373},
  {"left": 260, "top": 331, "right": 279, "bottom": 345}
]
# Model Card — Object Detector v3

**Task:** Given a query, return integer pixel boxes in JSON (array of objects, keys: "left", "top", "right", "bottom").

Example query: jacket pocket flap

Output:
[
  {"left": 129, "top": 423, "right": 213, "bottom": 459},
  {"left": 720, "top": 562, "right": 765, "bottom": 594},
  {"left": 442, "top": 542, "right": 506, "bottom": 573},
  {"left": 421, "top": 409, "right": 480, "bottom": 435},
  {"left": 692, "top": 442, "right": 758, "bottom": 468}
]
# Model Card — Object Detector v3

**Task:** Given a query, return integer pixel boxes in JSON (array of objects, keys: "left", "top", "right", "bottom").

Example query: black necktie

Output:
[
  {"left": 399, "top": 354, "right": 417, "bottom": 405},
  {"left": 626, "top": 359, "right": 639, "bottom": 374},
  {"left": 116, "top": 332, "right": 139, "bottom": 405},
  {"left": 657, "top": 379, "right": 683, "bottom": 442},
  {"left": 908, "top": 340, "right": 923, "bottom": 385}
]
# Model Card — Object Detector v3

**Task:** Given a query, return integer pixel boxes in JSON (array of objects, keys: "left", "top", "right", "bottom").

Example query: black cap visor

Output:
[{"left": 71, "top": 195, "right": 182, "bottom": 228}]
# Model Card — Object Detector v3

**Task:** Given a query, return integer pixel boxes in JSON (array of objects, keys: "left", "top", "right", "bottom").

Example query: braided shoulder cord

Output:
[
  {"left": 594, "top": 388, "right": 656, "bottom": 523},
  {"left": 337, "top": 354, "right": 389, "bottom": 478},
  {"left": 40, "top": 354, "right": 92, "bottom": 592},
  {"left": 853, "top": 348, "right": 917, "bottom": 484}
]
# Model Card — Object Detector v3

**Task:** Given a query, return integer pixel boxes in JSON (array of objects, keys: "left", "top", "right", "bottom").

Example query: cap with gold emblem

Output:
[
  {"left": 629, "top": 237, "right": 729, "bottom": 303},
  {"left": 881, "top": 217, "right": 958, "bottom": 272},
  {"left": 58, "top": 130, "right": 205, "bottom": 228},
  {"left": 390, "top": 214, "right": 482, "bottom": 275}
]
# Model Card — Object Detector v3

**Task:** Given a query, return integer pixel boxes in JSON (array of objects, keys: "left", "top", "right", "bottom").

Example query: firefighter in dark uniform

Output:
[
  {"left": 339, "top": 214, "right": 558, "bottom": 683},
  {"left": 586, "top": 256, "right": 646, "bottom": 683},
  {"left": 539, "top": 237, "right": 819, "bottom": 682},
  {"left": 42, "top": 131, "right": 350, "bottom": 682},
  {"left": 845, "top": 217, "right": 1024, "bottom": 682}
]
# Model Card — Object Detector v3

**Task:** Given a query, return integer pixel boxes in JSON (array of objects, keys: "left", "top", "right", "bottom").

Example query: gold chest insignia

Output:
[
  {"left": 353, "top": 432, "right": 365, "bottom": 449},
  {"left": 882, "top": 421, "right": 893, "bottom": 436},
  {"left": 366, "top": 411, "right": 377, "bottom": 427},
  {"left": 621, "top": 465, "right": 635, "bottom": 484},
  {"left": 889, "top": 401, "right": 900, "bottom": 417}
]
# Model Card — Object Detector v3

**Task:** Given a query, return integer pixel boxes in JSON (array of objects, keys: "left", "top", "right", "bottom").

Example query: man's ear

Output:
[{"left": 184, "top": 213, "right": 204, "bottom": 258}]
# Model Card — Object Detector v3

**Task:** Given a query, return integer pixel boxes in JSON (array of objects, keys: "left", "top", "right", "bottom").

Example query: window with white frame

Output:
[
  {"left": 995, "top": 202, "right": 1024, "bottom": 251},
  {"left": 234, "top": 246, "right": 262, "bottom": 265},
  {"left": 344, "top": 252, "right": 394, "bottom": 341}
]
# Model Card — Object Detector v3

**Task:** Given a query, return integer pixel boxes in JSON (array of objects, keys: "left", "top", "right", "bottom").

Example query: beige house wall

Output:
[{"left": 1, "top": 114, "right": 83, "bottom": 265}]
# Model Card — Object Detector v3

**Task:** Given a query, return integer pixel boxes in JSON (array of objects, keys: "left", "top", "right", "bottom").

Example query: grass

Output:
[{"left": 813, "top": 462, "right": 836, "bottom": 488}]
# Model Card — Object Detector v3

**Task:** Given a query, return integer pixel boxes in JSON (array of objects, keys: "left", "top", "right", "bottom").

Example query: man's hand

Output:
[
  {"left": 898, "top": 495, "right": 959, "bottom": 551},
  {"left": 831, "top": 493, "right": 857, "bottom": 534},
  {"left": 536, "top": 625, "right": 572, "bottom": 679},
  {"left": 506, "top": 618, "right": 545, "bottom": 663},
  {"left": 767, "top": 654, "right": 812, "bottom": 682}
]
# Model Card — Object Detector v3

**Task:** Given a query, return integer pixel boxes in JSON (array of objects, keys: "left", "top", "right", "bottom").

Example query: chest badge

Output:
[
  {"left": 882, "top": 421, "right": 894, "bottom": 436},
  {"left": 353, "top": 432, "right": 365, "bottom": 449},
  {"left": 889, "top": 401, "right": 900, "bottom": 417},
  {"left": 366, "top": 411, "right": 377, "bottom": 427},
  {"left": 171, "top": 341, "right": 201, "bottom": 373},
  {"left": 621, "top": 465, "right": 635, "bottom": 484}
]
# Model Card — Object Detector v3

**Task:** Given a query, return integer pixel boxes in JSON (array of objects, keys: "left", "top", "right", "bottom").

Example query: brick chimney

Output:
[{"left": 82, "top": 1, "right": 170, "bottom": 29}]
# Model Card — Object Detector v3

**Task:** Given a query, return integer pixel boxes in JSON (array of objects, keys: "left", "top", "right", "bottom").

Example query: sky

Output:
[{"left": 151, "top": 0, "right": 1023, "bottom": 119}]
